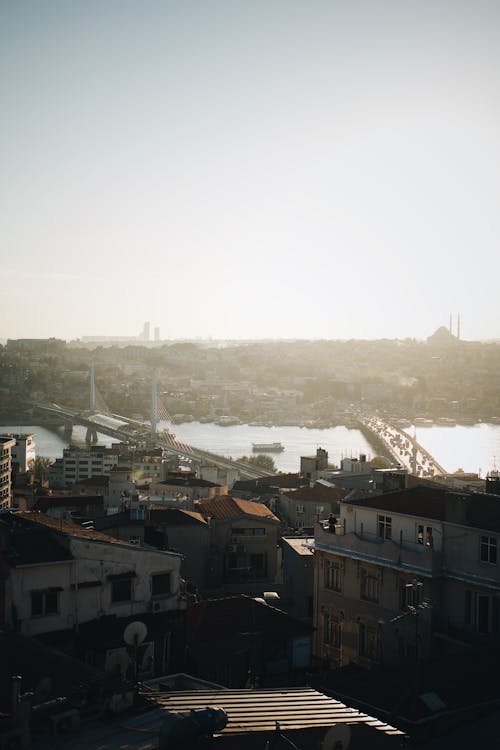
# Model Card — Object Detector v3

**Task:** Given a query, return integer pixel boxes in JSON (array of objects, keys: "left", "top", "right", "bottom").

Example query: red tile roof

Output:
[
  {"left": 15, "top": 511, "right": 136, "bottom": 546},
  {"left": 199, "top": 496, "right": 279, "bottom": 522}
]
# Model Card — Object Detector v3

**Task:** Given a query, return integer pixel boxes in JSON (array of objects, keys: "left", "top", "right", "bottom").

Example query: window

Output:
[
  {"left": 325, "top": 559, "right": 343, "bottom": 592},
  {"left": 359, "top": 622, "right": 379, "bottom": 660},
  {"left": 360, "top": 569, "right": 379, "bottom": 602},
  {"left": 31, "top": 589, "right": 59, "bottom": 617},
  {"left": 152, "top": 572, "right": 171, "bottom": 597},
  {"left": 417, "top": 525, "right": 433, "bottom": 546},
  {"left": 400, "top": 580, "right": 423, "bottom": 610},
  {"left": 111, "top": 577, "right": 133, "bottom": 603},
  {"left": 323, "top": 613, "right": 342, "bottom": 648},
  {"left": 296, "top": 505, "right": 305, "bottom": 515},
  {"left": 377, "top": 515, "right": 392, "bottom": 540},
  {"left": 250, "top": 553, "right": 265, "bottom": 574},
  {"left": 480, "top": 536, "right": 497, "bottom": 564}
]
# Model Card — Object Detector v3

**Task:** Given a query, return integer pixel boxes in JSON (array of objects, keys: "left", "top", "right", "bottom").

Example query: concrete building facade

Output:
[{"left": 313, "top": 485, "right": 500, "bottom": 670}]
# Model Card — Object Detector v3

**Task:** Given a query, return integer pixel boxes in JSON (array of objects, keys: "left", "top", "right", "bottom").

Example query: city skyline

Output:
[{"left": 2, "top": 1, "right": 500, "bottom": 342}]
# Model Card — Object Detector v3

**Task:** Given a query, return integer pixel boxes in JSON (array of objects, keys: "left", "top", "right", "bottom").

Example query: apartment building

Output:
[
  {"left": 56, "top": 445, "right": 120, "bottom": 487},
  {"left": 198, "top": 495, "right": 281, "bottom": 594},
  {"left": 10, "top": 433, "right": 36, "bottom": 473},
  {"left": 313, "top": 485, "right": 500, "bottom": 670},
  {"left": 0, "top": 511, "right": 186, "bottom": 677},
  {"left": 0, "top": 436, "right": 15, "bottom": 508}
]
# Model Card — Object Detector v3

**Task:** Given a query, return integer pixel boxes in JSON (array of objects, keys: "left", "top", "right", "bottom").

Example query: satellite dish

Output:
[
  {"left": 123, "top": 620, "right": 148, "bottom": 646},
  {"left": 322, "top": 724, "right": 351, "bottom": 750}
]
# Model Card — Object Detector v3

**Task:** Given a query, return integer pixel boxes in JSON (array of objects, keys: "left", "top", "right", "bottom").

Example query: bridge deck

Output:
[
  {"left": 34, "top": 403, "right": 273, "bottom": 479},
  {"left": 359, "top": 415, "right": 446, "bottom": 477}
]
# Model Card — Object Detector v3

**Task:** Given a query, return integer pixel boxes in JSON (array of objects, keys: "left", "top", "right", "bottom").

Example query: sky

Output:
[{"left": 1, "top": 0, "right": 500, "bottom": 342}]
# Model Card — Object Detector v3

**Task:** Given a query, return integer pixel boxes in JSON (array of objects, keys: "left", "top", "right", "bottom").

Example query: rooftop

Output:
[
  {"left": 281, "top": 536, "right": 314, "bottom": 555},
  {"left": 39, "top": 685, "right": 403, "bottom": 749},
  {"left": 11, "top": 512, "right": 137, "bottom": 547},
  {"left": 199, "top": 496, "right": 279, "bottom": 522},
  {"left": 345, "top": 484, "right": 500, "bottom": 532},
  {"left": 186, "top": 595, "right": 312, "bottom": 642}
]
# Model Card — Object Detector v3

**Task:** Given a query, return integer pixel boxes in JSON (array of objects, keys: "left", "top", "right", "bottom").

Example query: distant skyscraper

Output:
[
  {"left": 154, "top": 326, "right": 160, "bottom": 341},
  {"left": 141, "top": 322, "right": 150, "bottom": 341}
]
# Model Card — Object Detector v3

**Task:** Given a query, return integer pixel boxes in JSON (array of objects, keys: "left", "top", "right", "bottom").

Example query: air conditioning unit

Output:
[
  {"left": 50, "top": 708, "right": 81, "bottom": 736},
  {"left": 0, "top": 727, "right": 30, "bottom": 750}
]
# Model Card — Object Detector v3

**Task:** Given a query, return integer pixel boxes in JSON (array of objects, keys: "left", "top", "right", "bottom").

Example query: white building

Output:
[
  {"left": 61, "top": 446, "right": 119, "bottom": 486},
  {"left": 0, "top": 511, "right": 186, "bottom": 676},
  {"left": 10, "top": 433, "right": 36, "bottom": 473},
  {"left": 0, "top": 436, "right": 15, "bottom": 508}
]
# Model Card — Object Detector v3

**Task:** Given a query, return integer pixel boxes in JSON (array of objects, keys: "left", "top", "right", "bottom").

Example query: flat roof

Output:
[{"left": 282, "top": 536, "right": 314, "bottom": 555}]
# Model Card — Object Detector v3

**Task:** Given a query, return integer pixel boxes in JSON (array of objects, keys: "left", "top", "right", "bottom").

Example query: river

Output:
[{"left": 2, "top": 421, "right": 500, "bottom": 476}]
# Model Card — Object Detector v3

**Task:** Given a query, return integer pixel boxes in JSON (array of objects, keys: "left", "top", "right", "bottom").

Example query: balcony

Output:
[{"left": 314, "top": 522, "right": 443, "bottom": 578}]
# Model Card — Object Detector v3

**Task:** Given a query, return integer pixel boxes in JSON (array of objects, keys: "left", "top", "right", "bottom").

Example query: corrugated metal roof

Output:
[
  {"left": 36, "top": 687, "right": 403, "bottom": 749},
  {"left": 146, "top": 687, "right": 404, "bottom": 736}
]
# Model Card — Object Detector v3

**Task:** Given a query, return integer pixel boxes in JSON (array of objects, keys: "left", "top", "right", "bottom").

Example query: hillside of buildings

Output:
[{"left": 1, "top": 335, "right": 499, "bottom": 426}]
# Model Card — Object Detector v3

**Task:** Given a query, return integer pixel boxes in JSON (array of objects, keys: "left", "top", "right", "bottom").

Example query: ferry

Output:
[
  {"left": 252, "top": 442, "right": 285, "bottom": 453},
  {"left": 215, "top": 416, "right": 242, "bottom": 426}
]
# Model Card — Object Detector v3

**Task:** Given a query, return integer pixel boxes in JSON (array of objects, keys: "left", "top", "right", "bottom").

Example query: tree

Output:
[
  {"left": 29, "top": 456, "right": 53, "bottom": 485},
  {"left": 237, "top": 454, "right": 277, "bottom": 473}
]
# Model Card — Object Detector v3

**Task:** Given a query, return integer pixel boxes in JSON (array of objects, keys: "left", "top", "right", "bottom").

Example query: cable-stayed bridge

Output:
[{"left": 33, "top": 369, "right": 274, "bottom": 479}]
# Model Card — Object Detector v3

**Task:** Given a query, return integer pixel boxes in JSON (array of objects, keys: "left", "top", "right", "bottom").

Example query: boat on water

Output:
[
  {"left": 252, "top": 442, "right": 285, "bottom": 453},
  {"left": 215, "top": 416, "right": 242, "bottom": 426}
]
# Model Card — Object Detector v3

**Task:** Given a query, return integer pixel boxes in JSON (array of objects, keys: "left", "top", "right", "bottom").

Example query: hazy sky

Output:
[{"left": 1, "top": 0, "right": 500, "bottom": 342}]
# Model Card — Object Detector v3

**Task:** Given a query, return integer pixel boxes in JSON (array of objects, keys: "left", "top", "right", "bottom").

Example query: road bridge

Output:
[
  {"left": 358, "top": 414, "right": 446, "bottom": 477},
  {"left": 33, "top": 402, "right": 274, "bottom": 480}
]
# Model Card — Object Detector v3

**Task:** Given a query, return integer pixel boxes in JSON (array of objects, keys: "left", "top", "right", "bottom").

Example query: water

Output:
[
  {"left": 161, "top": 421, "right": 375, "bottom": 473},
  {"left": 2, "top": 421, "right": 500, "bottom": 476},
  {"left": 403, "top": 423, "right": 500, "bottom": 475},
  {"left": 0, "top": 425, "right": 118, "bottom": 460}
]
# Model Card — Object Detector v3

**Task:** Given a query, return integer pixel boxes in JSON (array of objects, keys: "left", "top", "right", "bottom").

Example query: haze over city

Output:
[{"left": 2, "top": 0, "right": 500, "bottom": 341}]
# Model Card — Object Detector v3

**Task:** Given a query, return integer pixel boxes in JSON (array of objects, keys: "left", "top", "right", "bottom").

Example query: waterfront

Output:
[{"left": 3, "top": 421, "right": 500, "bottom": 476}]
